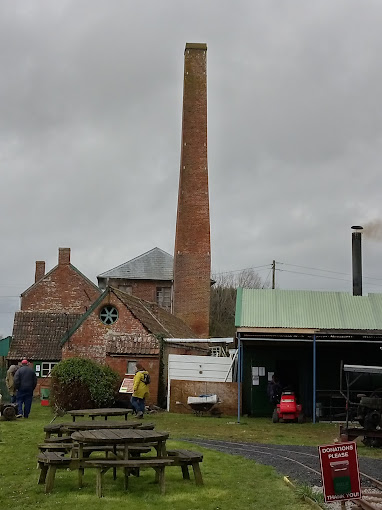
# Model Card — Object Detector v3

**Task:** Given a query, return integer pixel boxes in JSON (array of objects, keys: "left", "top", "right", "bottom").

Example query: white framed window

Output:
[
  {"left": 126, "top": 361, "right": 137, "bottom": 375},
  {"left": 210, "top": 346, "right": 222, "bottom": 357},
  {"left": 156, "top": 287, "right": 171, "bottom": 311},
  {"left": 41, "top": 362, "right": 57, "bottom": 377}
]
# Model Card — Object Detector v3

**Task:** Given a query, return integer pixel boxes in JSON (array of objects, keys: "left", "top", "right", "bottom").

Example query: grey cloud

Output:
[{"left": 2, "top": 0, "right": 382, "bottom": 335}]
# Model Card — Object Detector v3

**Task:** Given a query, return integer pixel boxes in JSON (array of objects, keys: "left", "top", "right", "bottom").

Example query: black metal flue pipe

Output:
[{"left": 351, "top": 226, "right": 363, "bottom": 296}]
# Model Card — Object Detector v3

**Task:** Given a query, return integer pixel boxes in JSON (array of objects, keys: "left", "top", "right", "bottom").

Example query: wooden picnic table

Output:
[
  {"left": 67, "top": 408, "right": 132, "bottom": 422},
  {"left": 62, "top": 420, "right": 154, "bottom": 433},
  {"left": 71, "top": 429, "right": 169, "bottom": 460}
]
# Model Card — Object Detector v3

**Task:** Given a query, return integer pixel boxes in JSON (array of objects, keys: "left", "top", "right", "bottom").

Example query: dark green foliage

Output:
[{"left": 50, "top": 357, "right": 120, "bottom": 410}]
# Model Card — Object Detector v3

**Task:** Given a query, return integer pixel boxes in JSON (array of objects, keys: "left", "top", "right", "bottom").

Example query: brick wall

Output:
[
  {"left": 21, "top": 249, "right": 100, "bottom": 313},
  {"left": 173, "top": 43, "right": 211, "bottom": 338},
  {"left": 62, "top": 292, "right": 148, "bottom": 363},
  {"left": 106, "top": 278, "right": 172, "bottom": 307},
  {"left": 106, "top": 356, "right": 160, "bottom": 405}
]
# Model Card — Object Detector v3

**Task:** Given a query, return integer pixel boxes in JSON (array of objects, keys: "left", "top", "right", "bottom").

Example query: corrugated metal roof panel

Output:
[
  {"left": 235, "top": 289, "right": 382, "bottom": 330},
  {"left": 97, "top": 247, "right": 173, "bottom": 280}
]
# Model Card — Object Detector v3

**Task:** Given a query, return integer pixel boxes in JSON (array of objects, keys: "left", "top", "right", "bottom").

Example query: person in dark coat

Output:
[
  {"left": 13, "top": 359, "right": 37, "bottom": 418},
  {"left": 5, "top": 364, "right": 19, "bottom": 403},
  {"left": 267, "top": 374, "right": 282, "bottom": 406}
]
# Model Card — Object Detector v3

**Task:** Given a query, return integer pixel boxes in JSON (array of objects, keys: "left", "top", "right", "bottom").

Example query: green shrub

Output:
[{"left": 50, "top": 357, "right": 120, "bottom": 410}]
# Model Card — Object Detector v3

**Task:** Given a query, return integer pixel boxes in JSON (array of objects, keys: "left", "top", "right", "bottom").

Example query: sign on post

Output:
[
  {"left": 119, "top": 378, "right": 134, "bottom": 394},
  {"left": 318, "top": 441, "right": 361, "bottom": 503}
]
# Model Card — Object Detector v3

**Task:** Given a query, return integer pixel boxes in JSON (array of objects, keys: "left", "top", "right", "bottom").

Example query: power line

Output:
[
  {"left": 277, "top": 261, "right": 382, "bottom": 283},
  {"left": 277, "top": 268, "right": 382, "bottom": 289},
  {"left": 212, "top": 264, "right": 272, "bottom": 276},
  {"left": 277, "top": 262, "right": 349, "bottom": 276}
]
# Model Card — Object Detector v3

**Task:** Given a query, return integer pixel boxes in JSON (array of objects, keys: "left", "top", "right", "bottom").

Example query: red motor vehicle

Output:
[{"left": 272, "top": 391, "right": 304, "bottom": 423}]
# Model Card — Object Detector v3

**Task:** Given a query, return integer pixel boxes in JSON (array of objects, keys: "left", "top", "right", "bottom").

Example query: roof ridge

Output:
[{"left": 21, "top": 263, "right": 100, "bottom": 297}]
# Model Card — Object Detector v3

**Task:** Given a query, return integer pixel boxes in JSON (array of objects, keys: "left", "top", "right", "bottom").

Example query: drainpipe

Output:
[
  {"left": 237, "top": 333, "right": 241, "bottom": 424},
  {"left": 313, "top": 334, "right": 316, "bottom": 424}
]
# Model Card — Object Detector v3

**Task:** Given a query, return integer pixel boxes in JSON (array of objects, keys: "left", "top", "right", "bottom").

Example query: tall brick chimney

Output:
[
  {"left": 58, "top": 247, "right": 71, "bottom": 265},
  {"left": 35, "top": 261, "right": 45, "bottom": 282},
  {"left": 173, "top": 43, "right": 211, "bottom": 338}
]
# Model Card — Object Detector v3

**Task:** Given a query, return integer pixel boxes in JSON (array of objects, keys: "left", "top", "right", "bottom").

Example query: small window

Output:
[
  {"left": 41, "top": 362, "right": 57, "bottom": 377},
  {"left": 210, "top": 346, "right": 222, "bottom": 357},
  {"left": 127, "top": 361, "right": 137, "bottom": 375},
  {"left": 99, "top": 305, "right": 119, "bottom": 325},
  {"left": 156, "top": 287, "right": 171, "bottom": 311},
  {"left": 119, "top": 285, "right": 132, "bottom": 295}
]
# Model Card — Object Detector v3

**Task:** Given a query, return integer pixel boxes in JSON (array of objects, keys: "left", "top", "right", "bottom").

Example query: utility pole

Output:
[{"left": 272, "top": 260, "right": 276, "bottom": 289}]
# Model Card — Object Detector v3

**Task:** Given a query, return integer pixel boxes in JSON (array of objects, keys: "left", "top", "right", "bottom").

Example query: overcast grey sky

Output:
[{"left": 1, "top": 0, "right": 382, "bottom": 336}]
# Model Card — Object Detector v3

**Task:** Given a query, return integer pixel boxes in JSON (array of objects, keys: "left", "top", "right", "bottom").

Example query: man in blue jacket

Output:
[{"left": 14, "top": 359, "right": 37, "bottom": 418}]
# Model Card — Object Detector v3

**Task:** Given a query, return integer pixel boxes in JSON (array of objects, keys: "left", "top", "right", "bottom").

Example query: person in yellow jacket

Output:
[{"left": 131, "top": 362, "right": 150, "bottom": 418}]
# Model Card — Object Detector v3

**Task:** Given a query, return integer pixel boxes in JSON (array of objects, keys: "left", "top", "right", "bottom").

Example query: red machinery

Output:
[{"left": 272, "top": 391, "right": 304, "bottom": 423}]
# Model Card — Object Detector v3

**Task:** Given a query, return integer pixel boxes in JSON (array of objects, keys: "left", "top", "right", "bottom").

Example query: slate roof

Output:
[
  {"left": 236, "top": 288, "right": 382, "bottom": 331},
  {"left": 8, "top": 312, "right": 83, "bottom": 361},
  {"left": 97, "top": 247, "right": 173, "bottom": 281},
  {"left": 107, "top": 334, "right": 159, "bottom": 355}
]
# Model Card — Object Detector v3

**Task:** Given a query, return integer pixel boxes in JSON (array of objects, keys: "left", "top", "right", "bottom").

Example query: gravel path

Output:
[{"left": 186, "top": 438, "right": 382, "bottom": 488}]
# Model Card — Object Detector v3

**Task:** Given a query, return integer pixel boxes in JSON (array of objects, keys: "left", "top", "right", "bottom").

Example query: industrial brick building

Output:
[
  {"left": 60, "top": 287, "right": 206, "bottom": 404},
  {"left": 6, "top": 43, "right": 214, "bottom": 403},
  {"left": 7, "top": 248, "right": 101, "bottom": 387}
]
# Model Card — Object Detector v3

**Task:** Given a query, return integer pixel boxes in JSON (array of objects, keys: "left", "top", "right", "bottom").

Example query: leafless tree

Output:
[{"left": 209, "top": 268, "right": 269, "bottom": 338}]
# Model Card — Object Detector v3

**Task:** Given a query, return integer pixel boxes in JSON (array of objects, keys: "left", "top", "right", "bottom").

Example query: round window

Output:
[{"left": 99, "top": 305, "right": 118, "bottom": 325}]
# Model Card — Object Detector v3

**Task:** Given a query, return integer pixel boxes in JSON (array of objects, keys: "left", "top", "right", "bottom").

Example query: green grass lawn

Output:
[{"left": 0, "top": 403, "right": 380, "bottom": 509}]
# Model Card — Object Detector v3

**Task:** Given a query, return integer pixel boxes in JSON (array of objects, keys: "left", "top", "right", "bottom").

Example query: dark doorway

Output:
[{"left": 275, "top": 360, "right": 301, "bottom": 400}]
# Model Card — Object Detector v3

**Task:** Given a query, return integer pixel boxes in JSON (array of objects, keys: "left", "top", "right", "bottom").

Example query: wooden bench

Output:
[
  {"left": 43, "top": 436, "right": 73, "bottom": 444},
  {"left": 37, "top": 452, "right": 77, "bottom": 493},
  {"left": 167, "top": 449, "right": 204, "bottom": 485},
  {"left": 84, "top": 458, "right": 174, "bottom": 497},
  {"left": 44, "top": 423, "right": 71, "bottom": 439},
  {"left": 38, "top": 443, "right": 73, "bottom": 454}
]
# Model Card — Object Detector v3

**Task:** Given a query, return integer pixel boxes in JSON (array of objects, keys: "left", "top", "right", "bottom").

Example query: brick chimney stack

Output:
[
  {"left": 35, "top": 261, "right": 45, "bottom": 282},
  {"left": 58, "top": 247, "right": 71, "bottom": 265},
  {"left": 173, "top": 43, "right": 211, "bottom": 338}
]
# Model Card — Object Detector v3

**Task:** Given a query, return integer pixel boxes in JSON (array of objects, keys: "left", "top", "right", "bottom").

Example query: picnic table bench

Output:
[
  {"left": 37, "top": 452, "right": 78, "bottom": 493},
  {"left": 167, "top": 449, "right": 204, "bottom": 485},
  {"left": 67, "top": 408, "right": 132, "bottom": 422},
  {"left": 85, "top": 458, "right": 174, "bottom": 496}
]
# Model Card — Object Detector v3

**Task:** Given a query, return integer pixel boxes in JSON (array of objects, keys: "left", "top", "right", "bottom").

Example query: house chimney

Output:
[
  {"left": 351, "top": 226, "right": 363, "bottom": 296},
  {"left": 35, "top": 261, "right": 45, "bottom": 282},
  {"left": 173, "top": 43, "right": 211, "bottom": 338},
  {"left": 58, "top": 247, "right": 71, "bottom": 266}
]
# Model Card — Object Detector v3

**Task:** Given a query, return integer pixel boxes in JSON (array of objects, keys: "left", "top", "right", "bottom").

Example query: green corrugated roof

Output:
[{"left": 235, "top": 288, "right": 382, "bottom": 330}]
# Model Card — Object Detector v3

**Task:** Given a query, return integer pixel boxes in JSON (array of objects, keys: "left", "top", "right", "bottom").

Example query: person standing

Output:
[
  {"left": 131, "top": 362, "right": 150, "bottom": 418},
  {"left": 13, "top": 359, "right": 37, "bottom": 418},
  {"left": 5, "top": 365, "right": 19, "bottom": 404}
]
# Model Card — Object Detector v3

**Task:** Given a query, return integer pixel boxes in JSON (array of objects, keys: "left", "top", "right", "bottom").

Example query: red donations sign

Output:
[{"left": 318, "top": 441, "right": 361, "bottom": 503}]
